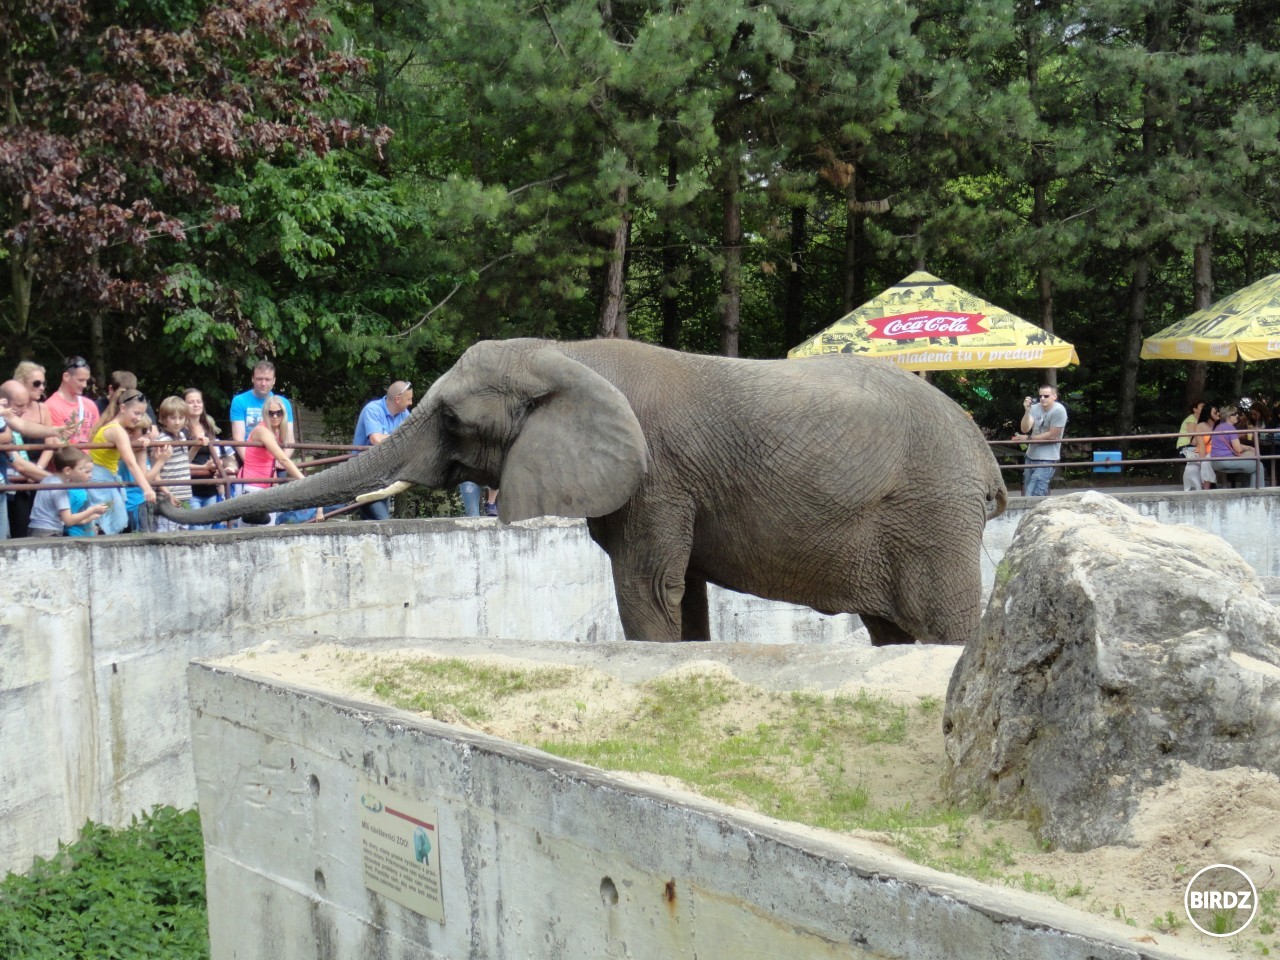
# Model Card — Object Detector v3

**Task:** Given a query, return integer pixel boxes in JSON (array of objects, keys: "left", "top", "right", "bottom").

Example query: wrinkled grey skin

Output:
[{"left": 160, "top": 339, "right": 1007, "bottom": 645}]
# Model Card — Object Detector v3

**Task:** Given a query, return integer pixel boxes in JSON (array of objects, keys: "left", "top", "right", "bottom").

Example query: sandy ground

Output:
[{"left": 223, "top": 639, "right": 1280, "bottom": 957}]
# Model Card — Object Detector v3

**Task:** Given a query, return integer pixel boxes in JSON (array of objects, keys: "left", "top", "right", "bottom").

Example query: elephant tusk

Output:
[{"left": 355, "top": 480, "right": 413, "bottom": 504}]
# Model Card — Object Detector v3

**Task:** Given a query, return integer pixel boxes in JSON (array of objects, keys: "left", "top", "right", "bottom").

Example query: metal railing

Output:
[
  {"left": 990, "top": 427, "right": 1280, "bottom": 487},
  {"left": 5, "top": 428, "right": 1278, "bottom": 499},
  {"left": 0, "top": 439, "right": 362, "bottom": 493}
]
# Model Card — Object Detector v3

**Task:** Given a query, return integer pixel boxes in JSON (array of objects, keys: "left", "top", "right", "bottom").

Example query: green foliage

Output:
[
  {"left": 1113, "top": 902, "right": 1139, "bottom": 927},
  {"left": 6, "top": 0, "right": 1280, "bottom": 436},
  {"left": 169, "top": 152, "right": 452, "bottom": 385},
  {"left": 0, "top": 807, "right": 207, "bottom": 959}
]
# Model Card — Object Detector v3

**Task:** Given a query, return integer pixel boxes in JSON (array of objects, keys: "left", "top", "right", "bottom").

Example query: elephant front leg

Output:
[
  {"left": 592, "top": 509, "right": 696, "bottom": 643},
  {"left": 609, "top": 556, "right": 690, "bottom": 642}
]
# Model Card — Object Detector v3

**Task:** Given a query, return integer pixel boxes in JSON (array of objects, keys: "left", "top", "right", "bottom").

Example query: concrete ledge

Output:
[{"left": 189, "top": 644, "right": 1198, "bottom": 959}]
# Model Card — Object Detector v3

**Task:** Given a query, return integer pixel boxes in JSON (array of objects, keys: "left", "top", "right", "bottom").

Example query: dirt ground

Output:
[{"left": 224, "top": 640, "right": 1280, "bottom": 958}]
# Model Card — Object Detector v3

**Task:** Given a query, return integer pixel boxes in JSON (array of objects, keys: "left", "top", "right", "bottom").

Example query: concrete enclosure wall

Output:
[
  {"left": 1, "top": 489, "right": 1277, "bottom": 875},
  {"left": 0, "top": 516, "right": 854, "bottom": 876},
  {"left": 188, "top": 655, "right": 1190, "bottom": 960}
]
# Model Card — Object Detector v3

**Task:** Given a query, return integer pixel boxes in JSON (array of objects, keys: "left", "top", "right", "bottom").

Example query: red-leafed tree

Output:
[{"left": 0, "top": 0, "right": 387, "bottom": 368}]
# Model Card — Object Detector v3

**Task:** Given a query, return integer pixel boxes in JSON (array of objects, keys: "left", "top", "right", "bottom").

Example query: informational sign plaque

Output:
[{"left": 358, "top": 778, "right": 444, "bottom": 923}]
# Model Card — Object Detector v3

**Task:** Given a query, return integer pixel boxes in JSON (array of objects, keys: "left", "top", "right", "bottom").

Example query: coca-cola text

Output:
[{"left": 868, "top": 311, "right": 988, "bottom": 341}]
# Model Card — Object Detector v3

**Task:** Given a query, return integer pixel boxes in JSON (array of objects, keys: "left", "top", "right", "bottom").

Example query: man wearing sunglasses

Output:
[
  {"left": 351, "top": 380, "right": 414, "bottom": 520},
  {"left": 45, "top": 356, "right": 100, "bottom": 445},
  {"left": 1012, "top": 385, "right": 1068, "bottom": 497}
]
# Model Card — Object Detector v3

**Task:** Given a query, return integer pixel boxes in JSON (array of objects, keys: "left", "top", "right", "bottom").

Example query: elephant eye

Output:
[{"left": 440, "top": 406, "right": 460, "bottom": 428}]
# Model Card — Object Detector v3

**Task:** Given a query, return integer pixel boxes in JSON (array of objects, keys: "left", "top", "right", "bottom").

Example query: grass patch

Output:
[
  {"left": 0, "top": 806, "right": 207, "bottom": 959},
  {"left": 354, "top": 658, "right": 578, "bottom": 724},
  {"left": 536, "top": 675, "right": 918, "bottom": 831},
  {"left": 357, "top": 660, "right": 1087, "bottom": 905}
]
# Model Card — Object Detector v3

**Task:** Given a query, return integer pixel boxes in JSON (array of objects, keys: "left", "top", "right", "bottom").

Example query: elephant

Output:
[{"left": 160, "top": 339, "right": 1007, "bottom": 645}]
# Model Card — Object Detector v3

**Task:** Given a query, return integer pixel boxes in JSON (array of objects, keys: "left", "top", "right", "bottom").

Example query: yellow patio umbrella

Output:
[
  {"left": 1140, "top": 272, "right": 1280, "bottom": 362},
  {"left": 788, "top": 271, "right": 1079, "bottom": 370}
]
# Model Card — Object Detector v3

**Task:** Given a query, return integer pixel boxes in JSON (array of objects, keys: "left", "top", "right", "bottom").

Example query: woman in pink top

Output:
[{"left": 238, "top": 397, "right": 318, "bottom": 524}]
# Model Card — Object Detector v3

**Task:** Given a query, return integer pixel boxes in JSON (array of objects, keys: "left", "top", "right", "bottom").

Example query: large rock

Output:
[{"left": 943, "top": 491, "right": 1280, "bottom": 851}]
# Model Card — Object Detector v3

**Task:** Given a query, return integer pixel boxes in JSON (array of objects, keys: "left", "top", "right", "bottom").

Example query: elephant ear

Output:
[{"left": 499, "top": 348, "right": 648, "bottom": 521}]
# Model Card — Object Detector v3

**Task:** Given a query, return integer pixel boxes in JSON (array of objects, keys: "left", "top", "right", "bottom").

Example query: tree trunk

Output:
[
  {"left": 842, "top": 184, "right": 859, "bottom": 314},
  {"left": 617, "top": 215, "right": 631, "bottom": 340},
  {"left": 719, "top": 161, "right": 742, "bottom": 358},
  {"left": 1119, "top": 254, "right": 1149, "bottom": 439},
  {"left": 597, "top": 184, "right": 630, "bottom": 340},
  {"left": 371, "top": 0, "right": 390, "bottom": 125},
  {"left": 783, "top": 206, "right": 806, "bottom": 350},
  {"left": 660, "top": 155, "right": 681, "bottom": 349},
  {"left": 89, "top": 247, "right": 107, "bottom": 376},
  {"left": 90, "top": 310, "right": 107, "bottom": 384},
  {"left": 1037, "top": 264, "right": 1056, "bottom": 388},
  {"left": 1187, "top": 240, "right": 1212, "bottom": 402},
  {"left": 841, "top": 164, "right": 885, "bottom": 312},
  {"left": 6, "top": 32, "right": 33, "bottom": 356},
  {"left": 8, "top": 251, "right": 33, "bottom": 357}
]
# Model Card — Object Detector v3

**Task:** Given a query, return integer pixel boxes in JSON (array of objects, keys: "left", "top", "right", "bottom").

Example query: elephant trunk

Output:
[{"left": 155, "top": 416, "right": 430, "bottom": 526}]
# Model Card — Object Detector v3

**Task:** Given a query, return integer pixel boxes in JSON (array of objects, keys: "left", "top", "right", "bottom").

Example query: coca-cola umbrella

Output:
[{"left": 788, "top": 270, "right": 1079, "bottom": 370}]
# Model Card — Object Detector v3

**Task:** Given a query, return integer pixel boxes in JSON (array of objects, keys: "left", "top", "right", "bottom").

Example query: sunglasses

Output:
[
  {"left": 30, "top": 380, "right": 44, "bottom": 388},
  {"left": 63, "top": 356, "right": 89, "bottom": 372},
  {"left": 119, "top": 391, "right": 148, "bottom": 405},
  {"left": 395, "top": 381, "right": 413, "bottom": 399},
  {"left": 266, "top": 409, "right": 285, "bottom": 418},
  {"left": 1038, "top": 394, "right": 1053, "bottom": 399}
]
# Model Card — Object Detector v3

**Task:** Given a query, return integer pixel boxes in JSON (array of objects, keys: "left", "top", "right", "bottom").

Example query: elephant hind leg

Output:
[
  {"left": 680, "top": 574, "right": 710, "bottom": 642},
  {"left": 861, "top": 614, "right": 918, "bottom": 647}
]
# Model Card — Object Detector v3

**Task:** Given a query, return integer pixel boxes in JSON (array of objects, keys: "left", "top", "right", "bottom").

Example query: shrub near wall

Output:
[{"left": 0, "top": 807, "right": 207, "bottom": 959}]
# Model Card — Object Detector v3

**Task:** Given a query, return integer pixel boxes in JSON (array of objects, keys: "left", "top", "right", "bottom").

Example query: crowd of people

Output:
[
  {"left": 8, "top": 358, "right": 1267, "bottom": 532},
  {"left": 0, "top": 357, "right": 346, "bottom": 539},
  {"left": 1176, "top": 397, "right": 1274, "bottom": 491},
  {"left": 1005, "top": 384, "right": 1277, "bottom": 497}
]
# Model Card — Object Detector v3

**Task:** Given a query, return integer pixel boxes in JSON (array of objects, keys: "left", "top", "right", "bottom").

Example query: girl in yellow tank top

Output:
[
  {"left": 90, "top": 419, "right": 122, "bottom": 473},
  {"left": 89, "top": 390, "right": 157, "bottom": 512}
]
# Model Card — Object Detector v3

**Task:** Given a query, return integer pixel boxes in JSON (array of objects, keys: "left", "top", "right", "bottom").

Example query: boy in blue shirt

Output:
[{"left": 28, "top": 447, "right": 109, "bottom": 537}]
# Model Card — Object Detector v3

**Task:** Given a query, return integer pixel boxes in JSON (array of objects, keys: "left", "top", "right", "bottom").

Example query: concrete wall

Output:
[
  {"left": 188, "top": 657, "right": 1195, "bottom": 960},
  {"left": 2, "top": 489, "right": 1277, "bottom": 875},
  {"left": 984, "top": 490, "right": 1280, "bottom": 596},
  {"left": 0, "top": 517, "right": 853, "bottom": 875}
]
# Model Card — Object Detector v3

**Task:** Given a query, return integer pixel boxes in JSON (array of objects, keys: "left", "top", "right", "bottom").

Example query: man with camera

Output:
[{"left": 1012, "top": 385, "right": 1068, "bottom": 497}]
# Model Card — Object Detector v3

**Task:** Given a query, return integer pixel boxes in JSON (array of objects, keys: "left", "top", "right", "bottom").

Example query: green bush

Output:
[{"left": 0, "top": 806, "right": 208, "bottom": 959}]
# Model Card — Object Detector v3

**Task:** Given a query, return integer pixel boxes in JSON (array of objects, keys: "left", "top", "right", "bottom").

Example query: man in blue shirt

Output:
[
  {"left": 230, "top": 361, "right": 295, "bottom": 456},
  {"left": 352, "top": 380, "right": 414, "bottom": 519}
]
